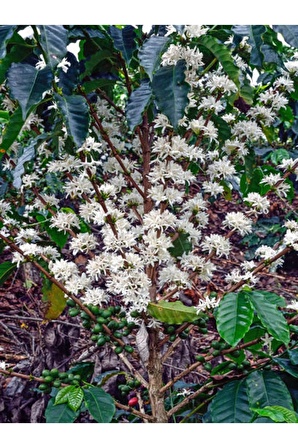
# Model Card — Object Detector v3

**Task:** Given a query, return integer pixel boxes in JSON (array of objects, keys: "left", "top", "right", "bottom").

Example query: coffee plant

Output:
[{"left": 1, "top": 24, "right": 298, "bottom": 423}]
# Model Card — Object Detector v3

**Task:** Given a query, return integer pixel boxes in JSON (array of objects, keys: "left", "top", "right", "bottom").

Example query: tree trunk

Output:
[{"left": 147, "top": 329, "right": 168, "bottom": 423}]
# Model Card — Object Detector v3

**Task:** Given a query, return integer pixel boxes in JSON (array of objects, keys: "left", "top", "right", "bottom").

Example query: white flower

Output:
[
  {"left": 50, "top": 212, "right": 81, "bottom": 233},
  {"left": 195, "top": 296, "right": 219, "bottom": 313},
  {"left": 69, "top": 233, "right": 98, "bottom": 255},
  {"left": 158, "top": 264, "right": 191, "bottom": 288},
  {"left": 223, "top": 211, "right": 253, "bottom": 236},
  {"left": 57, "top": 57, "right": 71, "bottom": 73},
  {"left": 206, "top": 156, "right": 236, "bottom": 181},
  {"left": 206, "top": 73, "right": 238, "bottom": 95},
  {"left": 201, "top": 234, "right": 231, "bottom": 258},
  {"left": 244, "top": 192, "right": 270, "bottom": 215},
  {"left": 82, "top": 288, "right": 108, "bottom": 306},
  {"left": 49, "top": 259, "right": 79, "bottom": 282},
  {"left": 286, "top": 300, "right": 298, "bottom": 311},
  {"left": 35, "top": 55, "right": 46, "bottom": 70}
]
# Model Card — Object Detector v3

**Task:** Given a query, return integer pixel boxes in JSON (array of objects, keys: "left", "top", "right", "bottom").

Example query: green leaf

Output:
[
  {"left": 208, "top": 379, "right": 253, "bottom": 423},
  {"left": 83, "top": 386, "right": 115, "bottom": 423},
  {"left": 249, "top": 26, "right": 267, "bottom": 67},
  {"left": 0, "top": 37, "right": 33, "bottom": 85},
  {"left": 272, "top": 25, "right": 298, "bottom": 48},
  {"left": 252, "top": 405, "right": 298, "bottom": 423},
  {"left": 0, "top": 25, "right": 17, "bottom": 59},
  {"left": 255, "top": 290, "right": 286, "bottom": 308},
  {"left": 0, "top": 261, "right": 17, "bottom": 286},
  {"left": 35, "top": 213, "right": 69, "bottom": 249},
  {"left": 39, "top": 25, "right": 68, "bottom": 69},
  {"left": 42, "top": 280, "right": 67, "bottom": 320},
  {"left": 12, "top": 141, "right": 35, "bottom": 189},
  {"left": 0, "top": 107, "right": 24, "bottom": 156},
  {"left": 55, "top": 385, "right": 76, "bottom": 405},
  {"left": 109, "top": 25, "right": 137, "bottom": 64},
  {"left": 273, "top": 357, "right": 298, "bottom": 378},
  {"left": 126, "top": 80, "right": 152, "bottom": 131},
  {"left": 7, "top": 63, "right": 53, "bottom": 120},
  {"left": 288, "top": 349, "right": 298, "bottom": 365},
  {"left": 168, "top": 232, "right": 192, "bottom": 259},
  {"left": 139, "top": 35, "right": 170, "bottom": 80},
  {"left": 199, "top": 34, "right": 240, "bottom": 87},
  {"left": 147, "top": 300, "right": 198, "bottom": 325},
  {"left": 55, "top": 94, "right": 89, "bottom": 148},
  {"left": 152, "top": 59, "right": 190, "bottom": 129},
  {"left": 246, "top": 290, "right": 290, "bottom": 345},
  {"left": 67, "top": 387, "right": 84, "bottom": 412},
  {"left": 216, "top": 292, "right": 254, "bottom": 346},
  {"left": 45, "top": 397, "right": 78, "bottom": 423},
  {"left": 246, "top": 370, "right": 294, "bottom": 410}
]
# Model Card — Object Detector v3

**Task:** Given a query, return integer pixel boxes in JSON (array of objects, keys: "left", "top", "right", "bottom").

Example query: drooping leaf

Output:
[
  {"left": 126, "top": 80, "right": 152, "bottom": 131},
  {"left": 199, "top": 34, "right": 240, "bottom": 87},
  {"left": 147, "top": 300, "right": 198, "bottom": 325},
  {"left": 272, "top": 25, "right": 298, "bottom": 48},
  {"left": 207, "top": 379, "right": 253, "bottom": 423},
  {"left": 7, "top": 63, "right": 53, "bottom": 120},
  {"left": 252, "top": 405, "right": 298, "bottom": 423},
  {"left": 152, "top": 59, "right": 190, "bottom": 129},
  {"left": 109, "top": 25, "right": 137, "bottom": 64},
  {"left": 254, "top": 290, "right": 286, "bottom": 308},
  {"left": 216, "top": 292, "right": 254, "bottom": 346},
  {"left": 39, "top": 25, "right": 68, "bottom": 69},
  {"left": 139, "top": 35, "right": 170, "bottom": 80},
  {"left": 0, "top": 107, "right": 24, "bottom": 157},
  {"left": 0, "top": 25, "right": 17, "bottom": 59},
  {"left": 68, "top": 362, "right": 95, "bottom": 382},
  {"left": 67, "top": 386, "right": 84, "bottom": 412},
  {"left": 45, "top": 397, "right": 79, "bottom": 423},
  {"left": 248, "top": 26, "right": 267, "bottom": 67},
  {"left": 246, "top": 290, "right": 290, "bottom": 345},
  {"left": 246, "top": 370, "right": 294, "bottom": 410},
  {"left": 12, "top": 140, "right": 35, "bottom": 189},
  {"left": 0, "top": 37, "right": 33, "bottom": 85},
  {"left": 168, "top": 232, "right": 192, "bottom": 259},
  {"left": 83, "top": 386, "right": 115, "bottom": 423},
  {"left": 42, "top": 281, "right": 67, "bottom": 320},
  {"left": 0, "top": 261, "right": 17, "bottom": 286},
  {"left": 55, "top": 94, "right": 89, "bottom": 147}
]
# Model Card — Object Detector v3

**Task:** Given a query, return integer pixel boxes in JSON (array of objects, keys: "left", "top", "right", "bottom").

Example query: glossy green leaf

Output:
[
  {"left": 0, "top": 25, "right": 17, "bottom": 59},
  {"left": 55, "top": 94, "right": 89, "bottom": 148},
  {"left": 216, "top": 292, "right": 254, "bottom": 346},
  {"left": 126, "top": 80, "right": 152, "bottom": 131},
  {"left": 7, "top": 63, "right": 53, "bottom": 120},
  {"left": 55, "top": 385, "right": 77, "bottom": 405},
  {"left": 199, "top": 34, "right": 240, "bottom": 87},
  {"left": 39, "top": 25, "right": 68, "bottom": 69},
  {"left": 246, "top": 370, "right": 294, "bottom": 410},
  {"left": 246, "top": 290, "right": 290, "bottom": 345},
  {"left": 273, "top": 357, "right": 298, "bottom": 378},
  {"left": 152, "top": 60, "right": 190, "bottom": 129},
  {"left": 0, "top": 261, "right": 17, "bottom": 286},
  {"left": 147, "top": 300, "right": 198, "bottom": 325},
  {"left": 273, "top": 25, "right": 298, "bottom": 48},
  {"left": 109, "top": 25, "right": 137, "bottom": 64},
  {"left": 208, "top": 379, "right": 253, "bottom": 423},
  {"left": 0, "top": 107, "right": 24, "bottom": 156},
  {"left": 139, "top": 35, "right": 170, "bottom": 80},
  {"left": 45, "top": 397, "right": 79, "bottom": 423},
  {"left": 252, "top": 405, "right": 298, "bottom": 423},
  {"left": 255, "top": 290, "right": 286, "bottom": 308},
  {"left": 0, "top": 38, "right": 33, "bottom": 85},
  {"left": 168, "top": 232, "right": 192, "bottom": 259},
  {"left": 67, "top": 387, "right": 84, "bottom": 412},
  {"left": 83, "top": 386, "right": 115, "bottom": 423}
]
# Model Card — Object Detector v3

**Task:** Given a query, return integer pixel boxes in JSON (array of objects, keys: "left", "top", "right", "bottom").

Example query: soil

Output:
[{"left": 0, "top": 192, "right": 297, "bottom": 423}]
